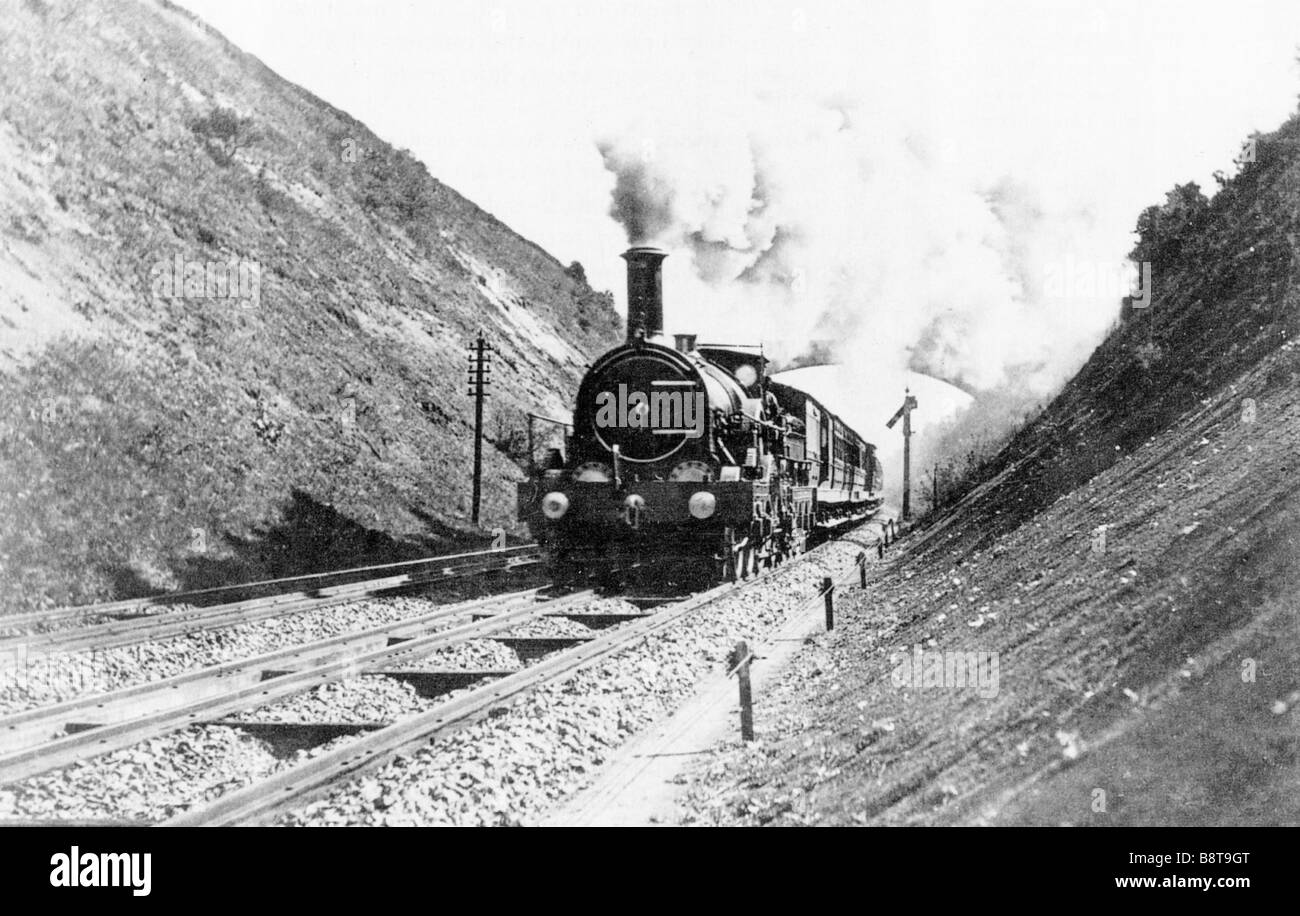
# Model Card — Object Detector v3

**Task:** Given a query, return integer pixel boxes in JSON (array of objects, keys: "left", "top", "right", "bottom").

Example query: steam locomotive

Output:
[{"left": 518, "top": 246, "right": 882, "bottom": 585}]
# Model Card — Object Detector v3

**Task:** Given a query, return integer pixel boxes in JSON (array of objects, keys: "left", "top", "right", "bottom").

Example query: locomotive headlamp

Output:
[
  {"left": 734, "top": 364, "right": 758, "bottom": 388},
  {"left": 688, "top": 491, "right": 717, "bottom": 519},
  {"left": 541, "top": 491, "right": 569, "bottom": 520}
]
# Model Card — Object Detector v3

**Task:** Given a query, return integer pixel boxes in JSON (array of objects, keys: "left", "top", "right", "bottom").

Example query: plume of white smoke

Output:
[
  {"left": 595, "top": 87, "right": 1129, "bottom": 493},
  {"left": 596, "top": 90, "right": 1123, "bottom": 398}
]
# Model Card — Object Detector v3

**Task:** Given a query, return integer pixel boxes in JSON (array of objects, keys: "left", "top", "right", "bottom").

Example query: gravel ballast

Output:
[
  {"left": 0, "top": 726, "right": 290, "bottom": 822},
  {"left": 228, "top": 677, "right": 436, "bottom": 725},
  {"left": 280, "top": 539, "right": 872, "bottom": 826},
  {"left": 0, "top": 594, "right": 492, "bottom": 715},
  {"left": 0, "top": 538, "right": 871, "bottom": 824}
]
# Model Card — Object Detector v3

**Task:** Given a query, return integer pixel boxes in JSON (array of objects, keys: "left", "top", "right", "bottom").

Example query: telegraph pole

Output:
[
  {"left": 886, "top": 388, "right": 919, "bottom": 520},
  {"left": 467, "top": 331, "right": 491, "bottom": 526}
]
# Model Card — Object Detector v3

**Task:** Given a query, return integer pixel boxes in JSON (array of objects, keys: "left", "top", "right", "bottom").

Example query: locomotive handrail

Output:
[{"left": 526, "top": 412, "right": 572, "bottom": 429}]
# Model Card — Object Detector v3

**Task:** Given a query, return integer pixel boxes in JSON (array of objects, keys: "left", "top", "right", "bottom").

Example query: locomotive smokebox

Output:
[{"left": 622, "top": 246, "right": 667, "bottom": 344}]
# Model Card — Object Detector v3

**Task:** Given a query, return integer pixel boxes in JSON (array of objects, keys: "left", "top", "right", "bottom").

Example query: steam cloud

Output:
[{"left": 596, "top": 94, "right": 1123, "bottom": 399}]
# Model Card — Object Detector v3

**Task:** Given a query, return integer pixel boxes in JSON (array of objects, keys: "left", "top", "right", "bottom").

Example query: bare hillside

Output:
[
  {"left": 0, "top": 0, "right": 620, "bottom": 611},
  {"left": 669, "top": 111, "right": 1300, "bottom": 826}
]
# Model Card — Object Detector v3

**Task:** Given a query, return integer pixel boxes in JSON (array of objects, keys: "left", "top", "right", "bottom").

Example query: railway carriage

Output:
[{"left": 518, "top": 246, "right": 882, "bottom": 586}]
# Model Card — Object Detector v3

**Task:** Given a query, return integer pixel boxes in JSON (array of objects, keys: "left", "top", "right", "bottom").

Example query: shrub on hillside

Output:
[
  {"left": 357, "top": 149, "right": 435, "bottom": 223},
  {"left": 1129, "top": 182, "right": 1210, "bottom": 270},
  {"left": 190, "top": 106, "right": 258, "bottom": 167}
]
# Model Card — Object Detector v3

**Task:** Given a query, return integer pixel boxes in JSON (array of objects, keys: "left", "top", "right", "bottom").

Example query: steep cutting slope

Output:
[
  {"left": 668, "top": 112, "right": 1300, "bottom": 826},
  {"left": 0, "top": 0, "right": 620, "bottom": 611}
]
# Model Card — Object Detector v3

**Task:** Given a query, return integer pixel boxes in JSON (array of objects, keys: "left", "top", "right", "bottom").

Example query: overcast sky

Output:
[{"left": 177, "top": 0, "right": 1300, "bottom": 298}]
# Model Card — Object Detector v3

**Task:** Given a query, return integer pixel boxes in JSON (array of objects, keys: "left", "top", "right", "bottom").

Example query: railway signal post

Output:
[
  {"left": 887, "top": 389, "right": 919, "bottom": 520},
  {"left": 468, "top": 331, "right": 492, "bottom": 526}
]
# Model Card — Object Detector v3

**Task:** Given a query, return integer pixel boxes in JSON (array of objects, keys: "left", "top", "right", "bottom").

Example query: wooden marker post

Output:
[{"left": 731, "top": 641, "right": 755, "bottom": 742}]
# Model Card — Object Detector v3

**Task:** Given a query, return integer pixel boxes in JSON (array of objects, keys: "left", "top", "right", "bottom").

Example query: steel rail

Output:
[
  {"left": 0, "top": 551, "right": 541, "bottom": 663},
  {"left": 0, "top": 586, "right": 548, "bottom": 755},
  {"left": 0, "top": 590, "right": 595, "bottom": 784},
  {"left": 0, "top": 543, "right": 542, "bottom": 632},
  {"left": 165, "top": 578, "right": 751, "bottom": 826}
]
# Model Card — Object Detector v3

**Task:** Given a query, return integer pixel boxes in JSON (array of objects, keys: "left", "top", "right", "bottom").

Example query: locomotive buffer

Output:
[{"left": 887, "top": 389, "right": 919, "bottom": 520}]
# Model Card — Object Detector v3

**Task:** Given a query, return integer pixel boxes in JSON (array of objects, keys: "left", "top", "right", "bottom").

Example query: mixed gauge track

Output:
[{"left": 0, "top": 533, "right": 876, "bottom": 826}]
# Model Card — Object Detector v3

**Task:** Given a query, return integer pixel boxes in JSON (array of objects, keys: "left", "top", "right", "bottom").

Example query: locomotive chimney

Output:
[{"left": 622, "top": 246, "right": 667, "bottom": 344}]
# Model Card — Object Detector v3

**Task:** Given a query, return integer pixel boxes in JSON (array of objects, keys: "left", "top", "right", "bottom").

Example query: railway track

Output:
[
  {"left": 0, "top": 527, "right": 879, "bottom": 826},
  {"left": 0, "top": 587, "right": 614, "bottom": 782},
  {"left": 164, "top": 578, "right": 746, "bottom": 826},
  {"left": 0, "top": 543, "right": 543, "bottom": 639},
  {"left": 0, "top": 545, "right": 542, "bottom": 662},
  {"left": 0, "top": 569, "right": 752, "bottom": 825}
]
